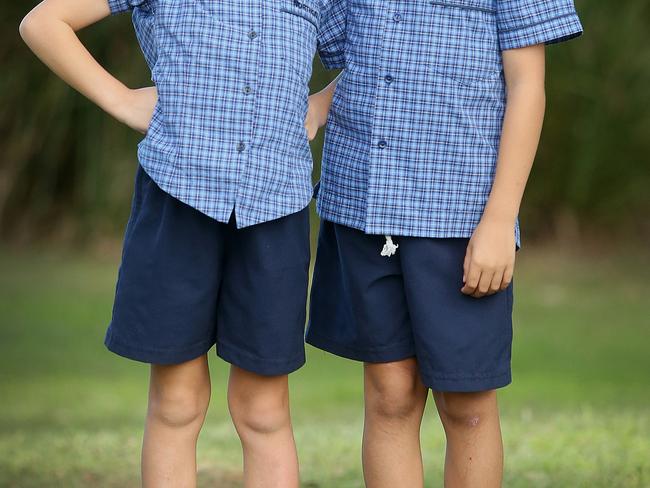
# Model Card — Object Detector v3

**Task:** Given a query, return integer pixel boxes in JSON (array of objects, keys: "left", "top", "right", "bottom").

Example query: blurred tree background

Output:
[{"left": 0, "top": 0, "right": 649, "bottom": 244}]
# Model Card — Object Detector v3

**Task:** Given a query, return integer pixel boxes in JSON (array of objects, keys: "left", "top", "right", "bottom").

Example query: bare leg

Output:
[
  {"left": 142, "top": 354, "right": 211, "bottom": 488},
  {"left": 362, "top": 358, "right": 429, "bottom": 488},
  {"left": 433, "top": 390, "right": 503, "bottom": 488},
  {"left": 228, "top": 365, "right": 299, "bottom": 488}
]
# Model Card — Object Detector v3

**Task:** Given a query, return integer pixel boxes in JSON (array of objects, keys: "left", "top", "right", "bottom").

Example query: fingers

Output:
[
  {"left": 500, "top": 264, "right": 514, "bottom": 290},
  {"left": 489, "top": 268, "right": 505, "bottom": 295},
  {"left": 462, "top": 247, "right": 471, "bottom": 284},
  {"left": 461, "top": 262, "right": 507, "bottom": 298},
  {"left": 460, "top": 241, "right": 514, "bottom": 298},
  {"left": 473, "top": 269, "right": 495, "bottom": 298},
  {"left": 460, "top": 261, "right": 481, "bottom": 296}
]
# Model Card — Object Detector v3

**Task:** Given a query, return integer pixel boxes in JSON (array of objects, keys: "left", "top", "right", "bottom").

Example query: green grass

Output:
[{"left": 0, "top": 245, "right": 649, "bottom": 487}]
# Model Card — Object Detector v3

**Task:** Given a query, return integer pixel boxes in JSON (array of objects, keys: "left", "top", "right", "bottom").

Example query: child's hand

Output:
[
  {"left": 305, "top": 92, "right": 331, "bottom": 141},
  {"left": 114, "top": 86, "right": 158, "bottom": 134},
  {"left": 461, "top": 217, "right": 516, "bottom": 298}
]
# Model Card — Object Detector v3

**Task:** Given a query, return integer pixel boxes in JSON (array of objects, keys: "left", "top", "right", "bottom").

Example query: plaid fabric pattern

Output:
[
  {"left": 108, "top": 0, "right": 345, "bottom": 227},
  {"left": 317, "top": 0, "right": 582, "bottom": 243}
]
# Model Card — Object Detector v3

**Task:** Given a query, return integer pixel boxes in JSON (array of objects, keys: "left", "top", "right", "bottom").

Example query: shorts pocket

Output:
[{"left": 130, "top": 166, "right": 147, "bottom": 217}]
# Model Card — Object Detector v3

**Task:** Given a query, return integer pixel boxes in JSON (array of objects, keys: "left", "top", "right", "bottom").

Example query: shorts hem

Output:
[
  {"left": 422, "top": 370, "right": 512, "bottom": 392},
  {"left": 216, "top": 340, "right": 306, "bottom": 376},
  {"left": 306, "top": 331, "right": 415, "bottom": 363},
  {"left": 104, "top": 329, "right": 215, "bottom": 365}
]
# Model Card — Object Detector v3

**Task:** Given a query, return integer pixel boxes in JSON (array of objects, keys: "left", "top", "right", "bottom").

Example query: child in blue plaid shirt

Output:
[
  {"left": 20, "top": 0, "right": 344, "bottom": 486},
  {"left": 306, "top": 0, "right": 583, "bottom": 486}
]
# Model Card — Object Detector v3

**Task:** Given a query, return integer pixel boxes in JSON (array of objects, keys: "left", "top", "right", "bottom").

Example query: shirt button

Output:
[
  {"left": 248, "top": 30, "right": 258, "bottom": 40},
  {"left": 393, "top": 12, "right": 402, "bottom": 22},
  {"left": 243, "top": 85, "right": 252, "bottom": 95},
  {"left": 384, "top": 75, "right": 394, "bottom": 84},
  {"left": 377, "top": 140, "right": 388, "bottom": 149},
  {"left": 237, "top": 142, "right": 246, "bottom": 153}
]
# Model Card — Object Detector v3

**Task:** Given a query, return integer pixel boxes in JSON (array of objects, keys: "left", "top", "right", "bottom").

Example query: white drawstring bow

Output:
[{"left": 380, "top": 235, "right": 398, "bottom": 257}]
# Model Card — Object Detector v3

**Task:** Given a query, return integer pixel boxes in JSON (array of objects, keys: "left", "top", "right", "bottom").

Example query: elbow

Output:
[
  {"left": 19, "top": 14, "right": 34, "bottom": 43},
  {"left": 19, "top": 10, "right": 43, "bottom": 44}
]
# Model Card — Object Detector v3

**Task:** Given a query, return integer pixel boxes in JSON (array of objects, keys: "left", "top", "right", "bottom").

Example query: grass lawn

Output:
[{"left": 0, "top": 242, "right": 648, "bottom": 487}]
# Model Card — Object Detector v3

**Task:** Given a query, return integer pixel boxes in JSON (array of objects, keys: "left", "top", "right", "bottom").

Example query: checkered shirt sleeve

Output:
[
  {"left": 497, "top": 0, "right": 583, "bottom": 51},
  {"left": 318, "top": 0, "right": 347, "bottom": 69},
  {"left": 107, "top": 0, "right": 148, "bottom": 15}
]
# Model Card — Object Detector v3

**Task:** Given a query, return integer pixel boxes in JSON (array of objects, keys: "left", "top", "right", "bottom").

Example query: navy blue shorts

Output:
[
  {"left": 307, "top": 221, "right": 513, "bottom": 392},
  {"left": 105, "top": 166, "right": 310, "bottom": 375}
]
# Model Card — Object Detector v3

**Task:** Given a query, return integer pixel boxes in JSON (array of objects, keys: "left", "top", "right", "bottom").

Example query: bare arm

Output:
[
  {"left": 19, "top": 0, "right": 156, "bottom": 132},
  {"left": 305, "top": 72, "right": 342, "bottom": 140},
  {"left": 461, "top": 44, "right": 546, "bottom": 297}
]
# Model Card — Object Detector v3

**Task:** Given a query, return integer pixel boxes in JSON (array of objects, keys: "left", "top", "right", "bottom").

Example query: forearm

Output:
[
  {"left": 482, "top": 46, "right": 546, "bottom": 224},
  {"left": 19, "top": 0, "right": 128, "bottom": 116},
  {"left": 311, "top": 71, "right": 343, "bottom": 122},
  {"left": 483, "top": 83, "right": 545, "bottom": 223}
]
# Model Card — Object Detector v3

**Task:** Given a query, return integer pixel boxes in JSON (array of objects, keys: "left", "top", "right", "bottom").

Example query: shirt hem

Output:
[
  {"left": 139, "top": 161, "right": 312, "bottom": 229},
  {"left": 316, "top": 208, "right": 521, "bottom": 247}
]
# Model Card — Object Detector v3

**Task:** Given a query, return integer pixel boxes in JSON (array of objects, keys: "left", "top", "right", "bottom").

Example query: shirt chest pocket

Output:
[
  {"left": 153, "top": 0, "right": 247, "bottom": 69},
  {"left": 425, "top": 0, "right": 502, "bottom": 87},
  {"left": 265, "top": 0, "right": 319, "bottom": 83}
]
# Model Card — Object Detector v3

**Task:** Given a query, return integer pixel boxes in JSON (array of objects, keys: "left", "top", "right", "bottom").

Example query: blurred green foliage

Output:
[{"left": 1, "top": 0, "right": 648, "bottom": 243}]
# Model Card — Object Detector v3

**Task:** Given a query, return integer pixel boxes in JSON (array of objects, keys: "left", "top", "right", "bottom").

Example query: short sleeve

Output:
[
  {"left": 107, "top": 0, "right": 148, "bottom": 15},
  {"left": 317, "top": 0, "right": 347, "bottom": 70},
  {"left": 497, "top": 0, "right": 583, "bottom": 51}
]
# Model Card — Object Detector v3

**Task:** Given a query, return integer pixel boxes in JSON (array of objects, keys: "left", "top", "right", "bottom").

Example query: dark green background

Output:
[{"left": 1, "top": 0, "right": 649, "bottom": 244}]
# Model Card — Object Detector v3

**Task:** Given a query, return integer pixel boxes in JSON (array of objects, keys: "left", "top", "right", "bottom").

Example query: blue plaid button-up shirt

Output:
[
  {"left": 317, "top": 0, "right": 583, "bottom": 244},
  {"left": 109, "top": 0, "right": 346, "bottom": 227}
]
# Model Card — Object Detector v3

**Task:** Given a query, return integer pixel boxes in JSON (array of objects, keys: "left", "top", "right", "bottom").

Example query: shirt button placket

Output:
[
  {"left": 234, "top": 19, "right": 261, "bottom": 221},
  {"left": 367, "top": 11, "right": 402, "bottom": 230}
]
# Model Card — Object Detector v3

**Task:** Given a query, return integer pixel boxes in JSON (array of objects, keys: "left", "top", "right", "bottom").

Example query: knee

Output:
[
  {"left": 148, "top": 384, "right": 210, "bottom": 429},
  {"left": 436, "top": 391, "right": 495, "bottom": 430},
  {"left": 365, "top": 363, "right": 425, "bottom": 422},
  {"left": 228, "top": 388, "right": 290, "bottom": 438}
]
